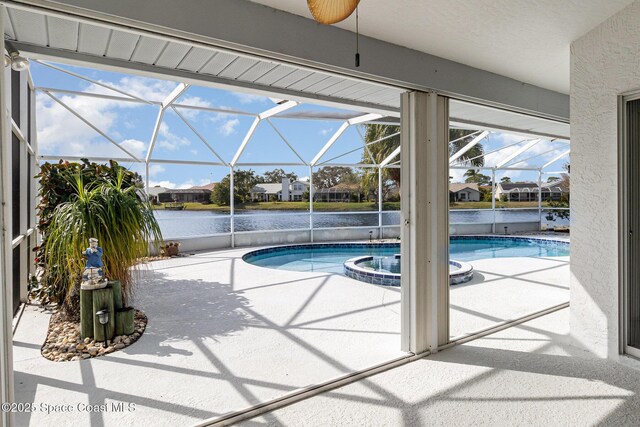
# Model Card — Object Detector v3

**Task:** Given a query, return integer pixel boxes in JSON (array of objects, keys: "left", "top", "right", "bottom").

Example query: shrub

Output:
[{"left": 33, "top": 160, "right": 161, "bottom": 316}]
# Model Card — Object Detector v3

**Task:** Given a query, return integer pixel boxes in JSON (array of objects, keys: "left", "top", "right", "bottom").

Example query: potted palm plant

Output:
[{"left": 39, "top": 161, "right": 162, "bottom": 317}]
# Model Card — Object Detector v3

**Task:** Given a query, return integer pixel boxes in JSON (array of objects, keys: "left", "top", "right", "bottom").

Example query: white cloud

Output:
[
  {"left": 148, "top": 179, "right": 177, "bottom": 189},
  {"left": 176, "top": 180, "right": 195, "bottom": 189},
  {"left": 120, "top": 139, "right": 147, "bottom": 157},
  {"left": 175, "top": 96, "right": 213, "bottom": 119},
  {"left": 36, "top": 92, "right": 118, "bottom": 156},
  {"left": 319, "top": 128, "right": 333, "bottom": 136},
  {"left": 449, "top": 169, "right": 466, "bottom": 183},
  {"left": 148, "top": 164, "right": 165, "bottom": 177},
  {"left": 218, "top": 119, "right": 240, "bottom": 136},
  {"left": 156, "top": 122, "right": 191, "bottom": 151},
  {"left": 234, "top": 92, "right": 268, "bottom": 104},
  {"left": 203, "top": 106, "right": 243, "bottom": 137},
  {"left": 36, "top": 73, "right": 177, "bottom": 158},
  {"left": 89, "top": 76, "right": 177, "bottom": 103}
]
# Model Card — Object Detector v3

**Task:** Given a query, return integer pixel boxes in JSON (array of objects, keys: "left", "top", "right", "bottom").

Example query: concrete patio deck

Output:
[
  {"left": 13, "top": 240, "right": 569, "bottom": 426},
  {"left": 241, "top": 308, "right": 640, "bottom": 426}
]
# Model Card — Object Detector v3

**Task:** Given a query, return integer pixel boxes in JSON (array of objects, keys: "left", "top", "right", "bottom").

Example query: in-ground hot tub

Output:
[{"left": 343, "top": 254, "right": 474, "bottom": 286}]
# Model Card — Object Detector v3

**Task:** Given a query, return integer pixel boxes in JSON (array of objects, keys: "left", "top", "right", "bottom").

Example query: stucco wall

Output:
[{"left": 570, "top": 0, "right": 640, "bottom": 358}]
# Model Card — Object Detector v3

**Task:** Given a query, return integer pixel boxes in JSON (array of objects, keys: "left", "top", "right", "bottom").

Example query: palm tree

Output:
[
  {"left": 450, "top": 129, "right": 485, "bottom": 167},
  {"left": 360, "top": 126, "right": 485, "bottom": 196},
  {"left": 464, "top": 169, "right": 491, "bottom": 185},
  {"left": 360, "top": 124, "right": 401, "bottom": 198}
]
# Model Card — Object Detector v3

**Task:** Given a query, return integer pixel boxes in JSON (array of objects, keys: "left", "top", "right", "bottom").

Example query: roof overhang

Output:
[
  {"left": 3, "top": 1, "right": 569, "bottom": 139},
  {"left": 3, "top": 1, "right": 568, "bottom": 117}
]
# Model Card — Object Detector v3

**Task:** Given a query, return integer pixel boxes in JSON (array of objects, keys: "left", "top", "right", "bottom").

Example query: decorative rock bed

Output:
[{"left": 41, "top": 310, "right": 147, "bottom": 362}]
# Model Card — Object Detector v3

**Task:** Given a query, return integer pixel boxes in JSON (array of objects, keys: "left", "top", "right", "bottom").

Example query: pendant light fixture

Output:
[
  {"left": 307, "top": 0, "right": 360, "bottom": 24},
  {"left": 307, "top": 0, "right": 362, "bottom": 67}
]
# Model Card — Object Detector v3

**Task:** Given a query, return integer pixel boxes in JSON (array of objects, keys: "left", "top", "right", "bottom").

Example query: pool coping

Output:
[{"left": 344, "top": 256, "right": 474, "bottom": 287}]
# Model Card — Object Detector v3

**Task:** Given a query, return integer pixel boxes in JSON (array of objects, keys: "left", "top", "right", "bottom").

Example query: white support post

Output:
[
  {"left": 29, "top": 81, "right": 39, "bottom": 278},
  {"left": 0, "top": 7, "right": 16, "bottom": 424},
  {"left": 538, "top": 169, "right": 543, "bottom": 230},
  {"left": 18, "top": 72, "right": 28, "bottom": 304},
  {"left": 230, "top": 166, "right": 235, "bottom": 248},
  {"left": 491, "top": 169, "right": 496, "bottom": 234},
  {"left": 309, "top": 166, "right": 314, "bottom": 242},
  {"left": 378, "top": 167, "right": 383, "bottom": 239},
  {"left": 400, "top": 91, "right": 449, "bottom": 354}
]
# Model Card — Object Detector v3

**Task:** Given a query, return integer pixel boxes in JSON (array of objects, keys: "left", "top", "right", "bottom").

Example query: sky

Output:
[{"left": 31, "top": 61, "right": 570, "bottom": 189}]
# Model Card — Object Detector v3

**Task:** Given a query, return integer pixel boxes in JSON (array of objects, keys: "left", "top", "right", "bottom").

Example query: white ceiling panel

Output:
[
  {"left": 105, "top": 31, "right": 140, "bottom": 60},
  {"left": 450, "top": 100, "right": 569, "bottom": 140},
  {"left": 253, "top": 64, "right": 297, "bottom": 85},
  {"left": 198, "top": 52, "right": 237, "bottom": 75},
  {"left": 77, "top": 23, "right": 111, "bottom": 56},
  {"left": 317, "top": 79, "right": 360, "bottom": 96},
  {"left": 177, "top": 47, "right": 214, "bottom": 72},
  {"left": 331, "top": 82, "right": 371, "bottom": 98},
  {"left": 271, "top": 69, "right": 313, "bottom": 88},
  {"left": 46, "top": 16, "right": 78, "bottom": 51},
  {"left": 3, "top": 10, "right": 15, "bottom": 39},
  {"left": 303, "top": 76, "right": 343, "bottom": 94},
  {"left": 218, "top": 56, "right": 258, "bottom": 79},
  {"left": 154, "top": 42, "right": 190, "bottom": 68},
  {"left": 287, "top": 73, "right": 330, "bottom": 91},
  {"left": 7, "top": 8, "right": 47, "bottom": 45},
  {"left": 236, "top": 61, "right": 278, "bottom": 82},
  {"left": 130, "top": 36, "right": 167, "bottom": 64}
]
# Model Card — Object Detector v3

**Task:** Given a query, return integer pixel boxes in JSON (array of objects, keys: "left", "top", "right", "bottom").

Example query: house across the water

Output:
[
  {"left": 251, "top": 178, "right": 310, "bottom": 202},
  {"left": 449, "top": 183, "right": 481, "bottom": 202},
  {"left": 158, "top": 188, "right": 212, "bottom": 203},
  {"left": 496, "top": 182, "right": 568, "bottom": 202}
]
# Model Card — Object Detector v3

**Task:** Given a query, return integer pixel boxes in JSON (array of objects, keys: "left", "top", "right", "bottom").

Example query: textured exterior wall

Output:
[{"left": 570, "top": 0, "right": 640, "bottom": 358}]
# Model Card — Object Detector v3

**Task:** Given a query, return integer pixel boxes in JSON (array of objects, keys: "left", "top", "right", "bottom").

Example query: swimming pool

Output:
[{"left": 242, "top": 236, "right": 570, "bottom": 274}]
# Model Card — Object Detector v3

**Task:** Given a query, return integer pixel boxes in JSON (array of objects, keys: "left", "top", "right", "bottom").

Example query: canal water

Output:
[{"left": 155, "top": 209, "right": 569, "bottom": 238}]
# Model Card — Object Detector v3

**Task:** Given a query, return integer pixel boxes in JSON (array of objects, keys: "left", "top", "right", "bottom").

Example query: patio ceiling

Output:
[
  {"left": 3, "top": 4, "right": 570, "bottom": 141},
  {"left": 251, "top": 0, "right": 634, "bottom": 95},
  {"left": 3, "top": 4, "right": 403, "bottom": 115}
]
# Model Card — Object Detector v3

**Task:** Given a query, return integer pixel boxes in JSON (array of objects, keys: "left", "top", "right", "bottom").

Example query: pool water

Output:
[
  {"left": 243, "top": 237, "right": 569, "bottom": 274},
  {"left": 360, "top": 257, "right": 401, "bottom": 274},
  {"left": 247, "top": 245, "right": 399, "bottom": 274}
]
